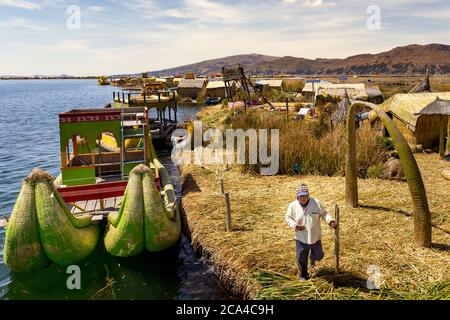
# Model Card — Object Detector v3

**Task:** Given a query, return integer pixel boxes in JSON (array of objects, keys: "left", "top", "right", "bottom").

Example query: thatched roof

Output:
[
  {"left": 409, "top": 69, "right": 431, "bottom": 93},
  {"left": 255, "top": 79, "right": 284, "bottom": 88},
  {"left": 381, "top": 92, "right": 450, "bottom": 130},
  {"left": 302, "top": 80, "right": 331, "bottom": 93},
  {"left": 316, "top": 84, "right": 368, "bottom": 100},
  {"left": 366, "top": 86, "right": 382, "bottom": 98},
  {"left": 178, "top": 79, "right": 207, "bottom": 89},
  {"left": 415, "top": 98, "right": 450, "bottom": 116},
  {"left": 331, "top": 94, "right": 351, "bottom": 124},
  {"left": 206, "top": 80, "right": 226, "bottom": 89}
]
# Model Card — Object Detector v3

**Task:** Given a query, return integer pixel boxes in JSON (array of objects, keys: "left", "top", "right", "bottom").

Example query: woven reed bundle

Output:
[
  {"left": 104, "top": 166, "right": 145, "bottom": 257},
  {"left": 4, "top": 169, "right": 100, "bottom": 271},
  {"left": 35, "top": 173, "right": 100, "bottom": 265},
  {"left": 143, "top": 163, "right": 180, "bottom": 252},
  {"left": 3, "top": 178, "right": 50, "bottom": 273}
]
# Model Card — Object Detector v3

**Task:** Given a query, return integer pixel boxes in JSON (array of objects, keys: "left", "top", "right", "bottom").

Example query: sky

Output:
[{"left": 0, "top": 0, "right": 449, "bottom": 76}]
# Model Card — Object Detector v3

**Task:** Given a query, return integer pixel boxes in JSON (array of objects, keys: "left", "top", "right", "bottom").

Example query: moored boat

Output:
[{"left": 3, "top": 105, "right": 181, "bottom": 272}]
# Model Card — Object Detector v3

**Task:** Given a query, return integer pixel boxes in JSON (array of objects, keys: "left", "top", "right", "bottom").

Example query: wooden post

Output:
[
  {"left": 220, "top": 178, "right": 224, "bottom": 194},
  {"left": 334, "top": 204, "right": 340, "bottom": 275},
  {"left": 286, "top": 98, "right": 289, "bottom": 120},
  {"left": 72, "top": 135, "right": 78, "bottom": 158},
  {"left": 439, "top": 118, "right": 446, "bottom": 159},
  {"left": 447, "top": 117, "right": 450, "bottom": 153},
  {"left": 224, "top": 192, "right": 231, "bottom": 232}
]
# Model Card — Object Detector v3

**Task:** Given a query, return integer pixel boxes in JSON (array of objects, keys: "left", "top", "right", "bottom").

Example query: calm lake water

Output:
[{"left": 0, "top": 79, "right": 228, "bottom": 300}]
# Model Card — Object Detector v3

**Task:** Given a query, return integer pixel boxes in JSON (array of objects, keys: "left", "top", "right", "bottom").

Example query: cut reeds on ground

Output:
[{"left": 180, "top": 153, "right": 450, "bottom": 300}]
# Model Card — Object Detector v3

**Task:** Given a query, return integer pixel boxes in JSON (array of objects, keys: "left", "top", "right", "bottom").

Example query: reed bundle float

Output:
[{"left": 3, "top": 104, "right": 181, "bottom": 273}]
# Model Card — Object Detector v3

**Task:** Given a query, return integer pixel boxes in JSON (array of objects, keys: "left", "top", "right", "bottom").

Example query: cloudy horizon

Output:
[{"left": 1, "top": 0, "right": 449, "bottom": 76}]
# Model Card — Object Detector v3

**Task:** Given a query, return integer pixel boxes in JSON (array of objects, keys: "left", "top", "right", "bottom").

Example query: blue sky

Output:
[{"left": 0, "top": 0, "right": 449, "bottom": 76}]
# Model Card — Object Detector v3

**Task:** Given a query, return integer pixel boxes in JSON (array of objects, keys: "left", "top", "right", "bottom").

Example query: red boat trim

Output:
[{"left": 58, "top": 178, "right": 161, "bottom": 203}]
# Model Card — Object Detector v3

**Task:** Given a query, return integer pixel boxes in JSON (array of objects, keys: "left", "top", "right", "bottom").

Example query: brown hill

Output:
[
  {"left": 149, "top": 54, "right": 279, "bottom": 77},
  {"left": 148, "top": 44, "right": 450, "bottom": 76}
]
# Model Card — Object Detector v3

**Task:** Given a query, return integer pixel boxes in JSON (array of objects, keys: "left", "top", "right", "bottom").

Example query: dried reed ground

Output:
[{"left": 180, "top": 153, "right": 450, "bottom": 299}]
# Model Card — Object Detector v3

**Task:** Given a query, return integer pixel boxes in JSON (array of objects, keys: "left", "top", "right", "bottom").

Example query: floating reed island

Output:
[
  {"left": 178, "top": 102, "right": 450, "bottom": 300},
  {"left": 180, "top": 154, "right": 449, "bottom": 300}
]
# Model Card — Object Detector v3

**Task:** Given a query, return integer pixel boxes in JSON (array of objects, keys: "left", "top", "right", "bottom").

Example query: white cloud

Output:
[
  {"left": 87, "top": 6, "right": 105, "bottom": 12},
  {"left": 0, "top": 0, "right": 40, "bottom": 9},
  {"left": 0, "top": 17, "right": 48, "bottom": 31}
]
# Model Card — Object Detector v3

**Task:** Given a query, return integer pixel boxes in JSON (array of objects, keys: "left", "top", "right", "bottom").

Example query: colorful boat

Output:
[{"left": 3, "top": 106, "right": 181, "bottom": 272}]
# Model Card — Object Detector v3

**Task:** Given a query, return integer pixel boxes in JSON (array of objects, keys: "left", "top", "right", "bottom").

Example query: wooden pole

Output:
[
  {"left": 334, "top": 204, "right": 340, "bottom": 275},
  {"left": 439, "top": 118, "right": 446, "bottom": 159},
  {"left": 224, "top": 192, "right": 231, "bottom": 232},
  {"left": 220, "top": 178, "right": 224, "bottom": 194},
  {"left": 286, "top": 98, "right": 289, "bottom": 120},
  {"left": 447, "top": 117, "right": 450, "bottom": 153}
]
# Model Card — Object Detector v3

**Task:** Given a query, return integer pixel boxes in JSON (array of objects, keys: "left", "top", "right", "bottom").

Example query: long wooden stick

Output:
[
  {"left": 220, "top": 178, "right": 224, "bottom": 194},
  {"left": 224, "top": 192, "right": 231, "bottom": 232},
  {"left": 334, "top": 204, "right": 340, "bottom": 275}
]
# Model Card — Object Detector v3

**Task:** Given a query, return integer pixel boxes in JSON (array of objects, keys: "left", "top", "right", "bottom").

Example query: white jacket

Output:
[{"left": 285, "top": 197, "right": 335, "bottom": 244}]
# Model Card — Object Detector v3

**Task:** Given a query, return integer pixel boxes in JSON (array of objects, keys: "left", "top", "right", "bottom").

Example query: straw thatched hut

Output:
[
  {"left": 315, "top": 84, "right": 368, "bottom": 106},
  {"left": 409, "top": 69, "right": 431, "bottom": 94},
  {"left": 302, "top": 80, "right": 331, "bottom": 101},
  {"left": 414, "top": 97, "right": 450, "bottom": 155},
  {"left": 177, "top": 79, "right": 207, "bottom": 99},
  {"left": 255, "top": 79, "right": 285, "bottom": 93},
  {"left": 366, "top": 86, "right": 384, "bottom": 104},
  {"left": 331, "top": 95, "right": 351, "bottom": 126},
  {"left": 382, "top": 92, "right": 450, "bottom": 148},
  {"left": 205, "top": 80, "right": 235, "bottom": 99}
]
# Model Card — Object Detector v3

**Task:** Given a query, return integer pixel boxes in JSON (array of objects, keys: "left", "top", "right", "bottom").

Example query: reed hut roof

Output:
[
  {"left": 178, "top": 79, "right": 207, "bottom": 89},
  {"left": 206, "top": 80, "right": 226, "bottom": 89},
  {"left": 255, "top": 79, "right": 284, "bottom": 88},
  {"left": 381, "top": 92, "right": 450, "bottom": 129},
  {"left": 366, "top": 86, "right": 382, "bottom": 98},
  {"left": 409, "top": 69, "right": 431, "bottom": 93},
  {"left": 331, "top": 94, "right": 351, "bottom": 124},
  {"left": 316, "top": 84, "right": 368, "bottom": 100},
  {"left": 302, "top": 81, "right": 331, "bottom": 93},
  {"left": 415, "top": 97, "right": 450, "bottom": 116}
]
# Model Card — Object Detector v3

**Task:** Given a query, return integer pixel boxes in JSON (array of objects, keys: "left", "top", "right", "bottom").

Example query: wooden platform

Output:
[{"left": 70, "top": 196, "right": 122, "bottom": 221}]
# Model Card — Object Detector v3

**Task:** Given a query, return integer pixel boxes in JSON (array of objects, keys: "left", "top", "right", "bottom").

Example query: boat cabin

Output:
[{"left": 59, "top": 108, "right": 153, "bottom": 187}]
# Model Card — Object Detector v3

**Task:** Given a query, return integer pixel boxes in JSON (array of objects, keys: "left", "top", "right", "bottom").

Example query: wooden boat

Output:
[{"left": 3, "top": 107, "right": 181, "bottom": 272}]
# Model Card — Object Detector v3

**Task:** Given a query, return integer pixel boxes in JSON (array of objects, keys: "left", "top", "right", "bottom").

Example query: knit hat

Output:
[{"left": 296, "top": 184, "right": 309, "bottom": 197}]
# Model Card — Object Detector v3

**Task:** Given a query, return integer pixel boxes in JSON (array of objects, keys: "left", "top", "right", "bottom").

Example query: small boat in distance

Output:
[{"left": 97, "top": 76, "right": 110, "bottom": 85}]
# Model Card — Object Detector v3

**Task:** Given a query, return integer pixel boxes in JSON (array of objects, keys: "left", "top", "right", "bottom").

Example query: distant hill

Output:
[
  {"left": 148, "top": 44, "right": 450, "bottom": 76},
  {"left": 148, "top": 54, "right": 279, "bottom": 77}
]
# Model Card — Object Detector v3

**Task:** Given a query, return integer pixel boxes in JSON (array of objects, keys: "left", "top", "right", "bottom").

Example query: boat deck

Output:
[{"left": 70, "top": 196, "right": 122, "bottom": 221}]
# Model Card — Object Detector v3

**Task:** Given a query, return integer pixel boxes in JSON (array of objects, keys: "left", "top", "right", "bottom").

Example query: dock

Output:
[{"left": 111, "top": 89, "right": 179, "bottom": 145}]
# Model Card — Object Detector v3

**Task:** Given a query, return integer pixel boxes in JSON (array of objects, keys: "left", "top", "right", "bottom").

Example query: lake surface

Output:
[{"left": 0, "top": 79, "right": 228, "bottom": 300}]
